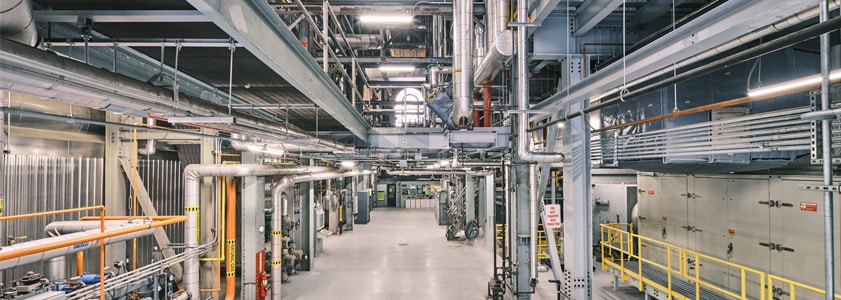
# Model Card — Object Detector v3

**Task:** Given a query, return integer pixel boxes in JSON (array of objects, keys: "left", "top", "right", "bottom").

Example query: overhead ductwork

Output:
[
  {"left": 330, "top": 34, "right": 384, "bottom": 50},
  {"left": 182, "top": 164, "right": 332, "bottom": 299},
  {"left": 452, "top": 0, "right": 474, "bottom": 128},
  {"left": 0, "top": 40, "right": 352, "bottom": 152},
  {"left": 0, "top": 0, "right": 37, "bottom": 46},
  {"left": 474, "top": 0, "right": 512, "bottom": 89}
]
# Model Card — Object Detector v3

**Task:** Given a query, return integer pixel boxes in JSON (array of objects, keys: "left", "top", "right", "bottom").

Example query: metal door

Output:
[
  {"left": 689, "top": 177, "right": 730, "bottom": 289},
  {"left": 726, "top": 178, "right": 770, "bottom": 298},
  {"left": 637, "top": 175, "right": 663, "bottom": 263},
  {"left": 661, "top": 175, "right": 690, "bottom": 269}
]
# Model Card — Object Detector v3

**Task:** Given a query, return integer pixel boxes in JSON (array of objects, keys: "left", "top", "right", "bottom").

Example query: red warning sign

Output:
[
  {"left": 544, "top": 204, "right": 562, "bottom": 229},
  {"left": 800, "top": 202, "right": 818, "bottom": 212}
]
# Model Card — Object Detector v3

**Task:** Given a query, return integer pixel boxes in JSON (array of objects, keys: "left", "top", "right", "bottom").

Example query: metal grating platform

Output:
[{"left": 618, "top": 261, "right": 730, "bottom": 300}]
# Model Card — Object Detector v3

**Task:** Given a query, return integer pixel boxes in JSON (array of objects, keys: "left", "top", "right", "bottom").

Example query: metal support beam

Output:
[
  {"left": 103, "top": 113, "right": 129, "bottom": 276},
  {"left": 186, "top": 0, "right": 370, "bottom": 141},
  {"left": 531, "top": 0, "right": 826, "bottom": 120},
  {"left": 574, "top": 0, "right": 624, "bottom": 36},
  {"left": 561, "top": 101, "right": 592, "bottom": 299},
  {"left": 118, "top": 157, "right": 183, "bottom": 280},
  {"left": 33, "top": 10, "right": 210, "bottom": 23}
]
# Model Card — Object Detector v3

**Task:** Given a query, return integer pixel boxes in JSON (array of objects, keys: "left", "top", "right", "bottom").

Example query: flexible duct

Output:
[
  {"left": 452, "top": 0, "right": 474, "bottom": 128},
  {"left": 329, "top": 34, "right": 384, "bottom": 50},
  {"left": 270, "top": 171, "right": 361, "bottom": 300},
  {"left": 0, "top": 40, "right": 353, "bottom": 152},
  {"left": 0, "top": 0, "right": 37, "bottom": 46},
  {"left": 514, "top": 0, "right": 564, "bottom": 163},
  {"left": 182, "top": 164, "right": 331, "bottom": 299},
  {"left": 0, "top": 220, "right": 156, "bottom": 271},
  {"left": 138, "top": 118, "right": 157, "bottom": 156}
]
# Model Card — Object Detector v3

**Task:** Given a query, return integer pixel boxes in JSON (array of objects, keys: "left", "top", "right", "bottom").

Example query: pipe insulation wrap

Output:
[
  {"left": 0, "top": 221, "right": 155, "bottom": 271},
  {"left": 182, "top": 164, "right": 332, "bottom": 299},
  {"left": 330, "top": 34, "right": 384, "bottom": 50},
  {"left": 0, "top": 0, "right": 37, "bottom": 46},
  {"left": 452, "top": 0, "right": 474, "bottom": 128}
]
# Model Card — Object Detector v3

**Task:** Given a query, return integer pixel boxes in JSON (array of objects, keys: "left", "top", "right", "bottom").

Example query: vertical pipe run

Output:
[
  {"left": 483, "top": 80, "right": 492, "bottom": 127},
  {"left": 819, "top": 2, "right": 836, "bottom": 300},
  {"left": 528, "top": 164, "right": 538, "bottom": 282},
  {"left": 225, "top": 178, "right": 236, "bottom": 300},
  {"left": 452, "top": 0, "right": 475, "bottom": 128}
]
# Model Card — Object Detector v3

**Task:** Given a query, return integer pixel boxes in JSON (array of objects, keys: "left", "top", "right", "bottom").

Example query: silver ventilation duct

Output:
[
  {"left": 0, "top": 0, "right": 37, "bottom": 46},
  {"left": 330, "top": 34, "right": 384, "bottom": 50},
  {"left": 452, "top": 0, "right": 474, "bottom": 128}
]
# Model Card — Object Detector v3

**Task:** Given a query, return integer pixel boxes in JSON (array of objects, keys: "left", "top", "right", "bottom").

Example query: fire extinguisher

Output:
[{"left": 256, "top": 250, "right": 268, "bottom": 300}]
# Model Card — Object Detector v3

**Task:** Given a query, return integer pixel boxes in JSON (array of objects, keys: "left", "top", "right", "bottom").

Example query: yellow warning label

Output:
[
  {"left": 271, "top": 230, "right": 283, "bottom": 236},
  {"left": 227, "top": 239, "right": 236, "bottom": 275},
  {"left": 270, "top": 260, "right": 282, "bottom": 266},
  {"left": 185, "top": 206, "right": 201, "bottom": 243}
]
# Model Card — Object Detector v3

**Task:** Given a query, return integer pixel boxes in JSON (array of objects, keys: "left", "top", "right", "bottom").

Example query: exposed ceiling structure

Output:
[{"left": 1, "top": 0, "right": 834, "bottom": 171}]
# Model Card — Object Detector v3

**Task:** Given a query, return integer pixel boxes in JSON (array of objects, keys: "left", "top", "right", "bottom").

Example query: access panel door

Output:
[
  {"left": 726, "top": 178, "right": 770, "bottom": 298},
  {"left": 689, "top": 177, "right": 730, "bottom": 289}
]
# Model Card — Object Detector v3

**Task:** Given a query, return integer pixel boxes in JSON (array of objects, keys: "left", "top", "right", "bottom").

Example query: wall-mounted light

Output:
[
  {"left": 359, "top": 15, "right": 413, "bottom": 24},
  {"left": 378, "top": 65, "right": 416, "bottom": 72},
  {"left": 748, "top": 69, "right": 841, "bottom": 98}
]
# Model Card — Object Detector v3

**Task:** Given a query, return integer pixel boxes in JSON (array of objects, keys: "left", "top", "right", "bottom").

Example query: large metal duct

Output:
[
  {"left": 0, "top": 0, "right": 37, "bottom": 46},
  {"left": 452, "top": 0, "right": 474, "bottom": 128},
  {"left": 474, "top": 0, "right": 512, "bottom": 89},
  {"left": 330, "top": 34, "right": 384, "bottom": 50},
  {"left": 0, "top": 40, "right": 352, "bottom": 151},
  {"left": 5, "top": 92, "right": 103, "bottom": 134},
  {"left": 0, "top": 220, "right": 155, "bottom": 271},
  {"left": 182, "top": 164, "right": 331, "bottom": 299},
  {"left": 269, "top": 171, "right": 362, "bottom": 300}
]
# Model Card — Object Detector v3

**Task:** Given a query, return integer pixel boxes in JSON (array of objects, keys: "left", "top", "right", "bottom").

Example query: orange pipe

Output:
[
  {"left": 483, "top": 80, "right": 491, "bottom": 127},
  {"left": 76, "top": 252, "right": 84, "bottom": 275},
  {"left": 80, "top": 216, "right": 182, "bottom": 221},
  {"left": 225, "top": 178, "right": 237, "bottom": 300},
  {"left": 0, "top": 216, "right": 186, "bottom": 261},
  {"left": 132, "top": 129, "right": 138, "bottom": 273},
  {"left": 473, "top": 94, "right": 481, "bottom": 128},
  {"left": 0, "top": 206, "right": 105, "bottom": 221}
]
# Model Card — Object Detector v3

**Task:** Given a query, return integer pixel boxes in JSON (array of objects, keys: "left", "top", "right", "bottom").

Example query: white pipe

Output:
[
  {"left": 230, "top": 138, "right": 328, "bottom": 154},
  {"left": 452, "top": 0, "right": 474, "bottom": 128},
  {"left": 270, "top": 171, "right": 360, "bottom": 300},
  {"left": 0, "top": 221, "right": 156, "bottom": 271},
  {"left": 515, "top": 0, "right": 564, "bottom": 163},
  {"left": 182, "top": 164, "right": 331, "bottom": 299},
  {"left": 138, "top": 118, "right": 157, "bottom": 156},
  {"left": 0, "top": 0, "right": 37, "bottom": 46},
  {"left": 44, "top": 220, "right": 136, "bottom": 236},
  {"left": 47, "top": 256, "right": 66, "bottom": 281},
  {"left": 528, "top": 164, "right": 538, "bottom": 281},
  {"left": 386, "top": 169, "right": 494, "bottom": 176},
  {"left": 429, "top": 66, "right": 453, "bottom": 87}
]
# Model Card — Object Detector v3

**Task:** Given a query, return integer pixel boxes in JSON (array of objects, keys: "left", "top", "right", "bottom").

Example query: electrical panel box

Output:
[
  {"left": 355, "top": 192, "right": 370, "bottom": 224},
  {"left": 315, "top": 204, "right": 325, "bottom": 230}
]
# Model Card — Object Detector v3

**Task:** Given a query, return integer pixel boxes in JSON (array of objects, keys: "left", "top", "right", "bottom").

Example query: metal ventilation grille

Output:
[
  {"left": 132, "top": 160, "right": 185, "bottom": 266},
  {"left": 593, "top": 107, "right": 811, "bottom": 165},
  {"left": 0, "top": 155, "right": 104, "bottom": 280}
]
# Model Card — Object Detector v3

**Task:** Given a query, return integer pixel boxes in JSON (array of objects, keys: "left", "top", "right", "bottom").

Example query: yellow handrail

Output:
[{"left": 601, "top": 224, "right": 841, "bottom": 300}]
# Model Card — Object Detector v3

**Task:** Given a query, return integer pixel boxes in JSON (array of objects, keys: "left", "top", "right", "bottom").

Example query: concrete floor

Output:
[{"left": 280, "top": 207, "right": 646, "bottom": 299}]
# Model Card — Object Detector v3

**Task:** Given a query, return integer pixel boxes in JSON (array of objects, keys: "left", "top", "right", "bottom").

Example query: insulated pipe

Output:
[
  {"left": 47, "top": 256, "right": 66, "bottom": 281},
  {"left": 453, "top": 0, "right": 474, "bottom": 128},
  {"left": 0, "top": 40, "right": 353, "bottom": 151},
  {"left": 528, "top": 164, "right": 538, "bottom": 282},
  {"left": 386, "top": 170, "right": 494, "bottom": 176},
  {"left": 819, "top": 2, "right": 835, "bottom": 299},
  {"left": 515, "top": 0, "right": 564, "bottom": 163},
  {"left": 0, "top": 220, "right": 160, "bottom": 270},
  {"left": 329, "top": 34, "right": 384, "bottom": 50},
  {"left": 138, "top": 118, "right": 157, "bottom": 156},
  {"left": 270, "top": 171, "right": 360, "bottom": 300},
  {"left": 182, "top": 164, "right": 331, "bottom": 299},
  {"left": 0, "top": 0, "right": 37, "bottom": 46},
  {"left": 44, "top": 220, "right": 134, "bottom": 236},
  {"left": 230, "top": 138, "right": 328, "bottom": 154},
  {"left": 473, "top": 31, "right": 513, "bottom": 89},
  {"left": 225, "top": 178, "right": 236, "bottom": 300},
  {"left": 429, "top": 66, "right": 453, "bottom": 87}
]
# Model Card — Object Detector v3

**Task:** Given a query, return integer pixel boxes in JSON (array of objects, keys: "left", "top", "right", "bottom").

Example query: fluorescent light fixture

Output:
[
  {"left": 748, "top": 69, "right": 841, "bottom": 98},
  {"left": 359, "top": 15, "right": 413, "bottom": 23},
  {"left": 340, "top": 160, "right": 357, "bottom": 168},
  {"left": 378, "top": 65, "right": 416, "bottom": 72}
]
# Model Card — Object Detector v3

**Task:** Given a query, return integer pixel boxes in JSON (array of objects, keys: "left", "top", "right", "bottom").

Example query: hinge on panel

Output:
[
  {"left": 758, "top": 242, "right": 795, "bottom": 252},
  {"left": 680, "top": 192, "right": 698, "bottom": 199},
  {"left": 758, "top": 200, "right": 794, "bottom": 208},
  {"left": 681, "top": 225, "right": 702, "bottom": 232}
]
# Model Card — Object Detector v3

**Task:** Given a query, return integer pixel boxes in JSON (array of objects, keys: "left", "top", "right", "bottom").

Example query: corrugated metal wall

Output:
[
  {"left": 132, "top": 159, "right": 185, "bottom": 266},
  {"left": 0, "top": 154, "right": 104, "bottom": 281}
]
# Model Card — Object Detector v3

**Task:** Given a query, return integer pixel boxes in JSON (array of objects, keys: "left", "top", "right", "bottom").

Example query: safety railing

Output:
[
  {"left": 601, "top": 224, "right": 841, "bottom": 300},
  {"left": 600, "top": 223, "right": 766, "bottom": 300},
  {"left": 536, "top": 227, "right": 562, "bottom": 261},
  {"left": 768, "top": 274, "right": 841, "bottom": 300}
]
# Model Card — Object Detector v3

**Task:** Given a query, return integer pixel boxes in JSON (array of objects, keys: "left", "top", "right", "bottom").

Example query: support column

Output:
[
  {"left": 514, "top": 161, "right": 532, "bottom": 299},
  {"left": 562, "top": 101, "right": 592, "bottom": 299},
  {"left": 103, "top": 113, "right": 128, "bottom": 269},
  {"left": 240, "top": 152, "right": 264, "bottom": 300},
  {"left": 465, "top": 175, "right": 476, "bottom": 222},
  {"left": 199, "top": 131, "right": 219, "bottom": 300},
  {"left": 300, "top": 159, "right": 314, "bottom": 270}
]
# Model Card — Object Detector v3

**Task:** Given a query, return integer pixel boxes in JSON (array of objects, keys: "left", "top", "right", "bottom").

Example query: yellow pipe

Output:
[{"left": 0, "top": 216, "right": 186, "bottom": 261}]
